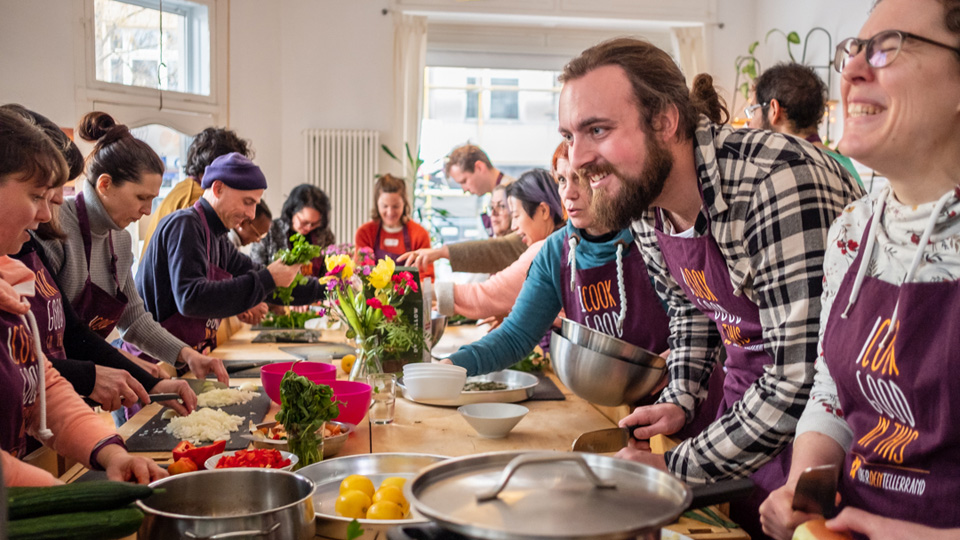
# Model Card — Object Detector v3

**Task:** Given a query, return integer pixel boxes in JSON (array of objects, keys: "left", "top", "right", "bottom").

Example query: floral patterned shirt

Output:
[{"left": 796, "top": 185, "right": 960, "bottom": 448}]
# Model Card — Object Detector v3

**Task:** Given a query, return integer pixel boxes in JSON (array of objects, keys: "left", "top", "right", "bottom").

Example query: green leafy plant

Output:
[
  {"left": 260, "top": 311, "right": 321, "bottom": 329},
  {"left": 509, "top": 350, "right": 548, "bottom": 373},
  {"left": 274, "top": 371, "right": 340, "bottom": 468},
  {"left": 765, "top": 28, "right": 802, "bottom": 62},
  {"left": 346, "top": 519, "right": 364, "bottom": 540},
  {"left": 272, "top": 233, "right": 323, "bottom": 305}
]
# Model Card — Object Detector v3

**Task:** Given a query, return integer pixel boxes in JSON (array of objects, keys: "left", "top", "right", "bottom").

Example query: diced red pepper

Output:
[{"left": 215, "top": 449, "right": 291, "bottom": 469}]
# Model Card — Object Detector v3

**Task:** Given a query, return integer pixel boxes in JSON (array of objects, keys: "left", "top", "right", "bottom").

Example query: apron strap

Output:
[
  {"left": 375, "top": 223, "right": 411, "bottom": 254},
  {"left": 76, "top": 191, "right": 122, "bottom": 291},
  {"left": 192, "top": 200, "right": 214, "bottom": 261}
]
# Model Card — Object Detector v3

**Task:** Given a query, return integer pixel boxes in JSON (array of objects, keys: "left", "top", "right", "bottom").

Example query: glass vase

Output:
[
  {"left": 349, "top": 334, "right": 383, "bottom": 382},
  {"left": 287, "top": 424, "right": 323, "bottom": 470}
]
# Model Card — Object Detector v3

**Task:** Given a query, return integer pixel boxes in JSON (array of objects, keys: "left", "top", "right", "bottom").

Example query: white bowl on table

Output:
[
  {"left": 402, "top": 371, "right": 466, "bottom": 401},
  {"left": 205, "top": 450, "right": 298, "bottom": 472},
  {"left": 403, "top": 363, "right": 466, "bottom": 374},
  {"left": 458, "top": 403, "right": 529, "bottom": 438}
]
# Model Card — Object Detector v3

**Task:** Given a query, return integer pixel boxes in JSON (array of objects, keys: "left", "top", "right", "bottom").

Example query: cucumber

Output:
[
  {"left": 8, "top": 505, "right": 144, "bottom": 540},
  {"left": 7, "top": 480, "right": 154, "bottom": 520}
]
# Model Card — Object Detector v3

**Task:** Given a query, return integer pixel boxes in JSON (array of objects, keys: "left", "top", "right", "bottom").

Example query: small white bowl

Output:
[
  {"left": 205, "top": 449, "right": 298, "bottom": 472},
  {"left": 403, "top": 371, "right": 466, "bottom": 401},
  {"left": 458, "top": 403, "right": 529, "bottom": 439},
  {"left": 403, "top": 363, "right": 466, "bottom": 374},
  {"left": 402, "top": 371, "right": 467, "bottom": 381}
]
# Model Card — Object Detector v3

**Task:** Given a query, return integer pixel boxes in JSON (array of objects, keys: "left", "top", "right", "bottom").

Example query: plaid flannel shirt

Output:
[{"left": 632, "top": 118, "right": 864, "bottom": 483}]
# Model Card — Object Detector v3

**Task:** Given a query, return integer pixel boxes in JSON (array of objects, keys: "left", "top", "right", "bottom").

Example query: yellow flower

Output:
[
  {"left": 325, "top": 254, "right": 354, "bottom": 279},
  {"left": 368, "top": 257, "right": 395, "bottom": 291}
]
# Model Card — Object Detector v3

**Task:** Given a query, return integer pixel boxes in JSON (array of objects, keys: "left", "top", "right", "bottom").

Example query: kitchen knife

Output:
[
  {"left": 792, "top": 463, "right": 839, "bottom": 517},
  {"left": 571, "top": 425, "right": 644, "bottom": 453},
  {"left": 147, "top": 393, "right": 182, "bottom": 402},
  {"left": 224, "top": 360, "right": 273, "bottom": 374}
]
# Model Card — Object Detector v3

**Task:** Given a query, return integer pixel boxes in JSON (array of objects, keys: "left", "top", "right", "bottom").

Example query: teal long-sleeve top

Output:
[{"left": 451, "top": 222, "right": 639, "bottom": 376}]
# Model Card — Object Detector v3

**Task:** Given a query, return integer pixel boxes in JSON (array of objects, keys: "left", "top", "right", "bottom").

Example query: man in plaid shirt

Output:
[{"left": 559, "top": 38, "right": 863, "bottom": 536}]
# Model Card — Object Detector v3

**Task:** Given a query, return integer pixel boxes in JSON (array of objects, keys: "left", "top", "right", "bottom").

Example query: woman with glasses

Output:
[
  {"left": 250, "top": 183, "right": 335, "bottom": 277},
  {"left": 760, "top": 1, "right": 960, "bottom": 538}
]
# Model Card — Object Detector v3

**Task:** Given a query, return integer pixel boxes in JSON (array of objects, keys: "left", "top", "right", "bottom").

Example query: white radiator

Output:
[{"left": 303, "top": 129, "right": 380, "bottom": 244}]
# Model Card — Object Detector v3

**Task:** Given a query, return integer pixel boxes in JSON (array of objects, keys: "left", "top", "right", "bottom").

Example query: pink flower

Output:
[
  {"left": 366, "top": 298, "right": 384, "bottom": 309},
  {"left": 381, "top": 305, "right": 397, "bottom": 320}
]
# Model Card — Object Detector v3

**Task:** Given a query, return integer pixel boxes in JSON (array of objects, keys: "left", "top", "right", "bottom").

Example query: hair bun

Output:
[
  {"left": 77, "top": 111, "right": 128, "bottom": 145},
  {"left": 689, "top": 73, "right": 729, "bottom": 125}
]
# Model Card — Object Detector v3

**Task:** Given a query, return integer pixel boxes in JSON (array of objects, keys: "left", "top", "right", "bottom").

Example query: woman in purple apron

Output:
[
  {"left": 38, "top": 112, "right": 228, "bottom": 386},
  {"left": 759, "top": 2, "right": 960, "bottom": 537},
  {"left": 355, "top": 174, "right": 434, "bottom": 279}
]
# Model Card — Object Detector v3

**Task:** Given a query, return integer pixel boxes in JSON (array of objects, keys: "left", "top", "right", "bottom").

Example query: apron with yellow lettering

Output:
[
  {"left": 654, "top": 208, "right": 789, "bottom": 539},
  {"left": 822, "top": 217, "right": 960, "bottom": 528}
]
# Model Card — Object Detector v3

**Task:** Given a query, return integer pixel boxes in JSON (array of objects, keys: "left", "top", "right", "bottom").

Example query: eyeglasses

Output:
[
  {"left": 489, "top": 202, "right": 509, "bottom": 216},
  {"left": 744, "top": 102, "right": 768, "bottom": 120},
  {"left": 834, "top": 29, "right": 960, "bottom": 73}
]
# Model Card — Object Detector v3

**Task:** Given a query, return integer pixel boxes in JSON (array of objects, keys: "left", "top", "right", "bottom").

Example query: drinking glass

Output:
[{"left": 367, "top": 373, "right": 397, "bottom": 424}]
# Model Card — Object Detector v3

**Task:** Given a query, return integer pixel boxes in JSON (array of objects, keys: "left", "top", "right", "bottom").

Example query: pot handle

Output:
[
  {"left": 184, "top": 522, "right": 281, "bottom": 539},
  {"left": 476, "top": 452, "right": 615, "bottom": 502}
]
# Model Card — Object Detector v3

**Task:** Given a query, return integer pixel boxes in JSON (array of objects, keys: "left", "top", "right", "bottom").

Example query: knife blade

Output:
[
  {"left": 147, "top": 393, "right": 182, "bottom": 402},
  {"left": 571, "top": 425, "right": 644, "bottom": 453},
  {"left": 792, "top": 464, "right": 839, "bottom": 517}
]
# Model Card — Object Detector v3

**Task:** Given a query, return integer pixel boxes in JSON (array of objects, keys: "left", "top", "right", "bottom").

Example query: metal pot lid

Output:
[{"left": 405, "top": 451, "right": 692, "bottom": 540}]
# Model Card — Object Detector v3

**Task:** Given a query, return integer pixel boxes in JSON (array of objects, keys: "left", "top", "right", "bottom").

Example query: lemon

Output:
[
  {"left": 339, "top": 474, "right": 375, "bottom": 497},
  {"left": 366, "top": 500, "right": 404, "bottom": 520},
  {"left": 341, "top": 354, "right": 357, "bottom": 374},
  {"left": 335, "top": 490, "right": 371, "bottom": 519},
  {"left": 380, "top": 476, "right": 407, "bottom": 490},
  {"left": 373, "top": 485, "right": 409, "bottom": 514}
]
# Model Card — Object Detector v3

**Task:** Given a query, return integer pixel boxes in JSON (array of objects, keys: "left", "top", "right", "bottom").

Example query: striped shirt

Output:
[{"left": 632, "top": 117, "right": 864, "bottom": 483}]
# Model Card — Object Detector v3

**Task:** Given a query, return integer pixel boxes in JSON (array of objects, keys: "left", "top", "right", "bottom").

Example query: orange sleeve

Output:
[
  {"left": 22, "top": 358, "right": 117, "bottom": 470},
  {"left": 2, "top": 450, "right": 61, "bottom": 486},
  {"left": 355, "top": 221, "right": 377, "bottom": 250}
]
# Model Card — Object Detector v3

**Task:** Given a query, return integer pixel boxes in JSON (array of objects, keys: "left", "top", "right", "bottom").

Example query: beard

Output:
[{"left": 587, "top": 136, "right": 674, "bottom": 231}]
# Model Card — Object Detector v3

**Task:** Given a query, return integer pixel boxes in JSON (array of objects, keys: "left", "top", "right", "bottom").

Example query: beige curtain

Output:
[
  {"left": 671, "top": 26, "right": 707, "bottom": 88},
  {"left": 391, "top": 13, "right": 427, "bottom": 180}
]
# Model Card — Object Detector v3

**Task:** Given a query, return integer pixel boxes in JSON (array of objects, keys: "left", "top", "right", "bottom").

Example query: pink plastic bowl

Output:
[
  {"left": 328, "top": 380, "right": 372, "bottom": 425},
  {"left": 260, "top": 361, "right": 337, "bottom": 405}
]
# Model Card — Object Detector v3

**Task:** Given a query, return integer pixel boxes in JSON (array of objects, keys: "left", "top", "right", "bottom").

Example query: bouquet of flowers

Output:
[{"left": 320, "top": 245, "right": 424, "bottom": 380}]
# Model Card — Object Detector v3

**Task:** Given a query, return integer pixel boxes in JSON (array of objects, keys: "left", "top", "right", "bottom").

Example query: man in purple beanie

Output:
[{"left": 136, "top": 153, "right": 324, "bottom": 354}]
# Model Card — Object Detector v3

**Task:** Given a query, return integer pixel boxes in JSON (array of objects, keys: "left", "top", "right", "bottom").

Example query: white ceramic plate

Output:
[{"left": 205, "top": 449, "right": 298, "bottom": 471}]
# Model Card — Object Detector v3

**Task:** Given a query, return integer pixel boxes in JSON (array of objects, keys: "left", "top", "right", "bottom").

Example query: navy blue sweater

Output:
[{"left": 137, "top": 198, "right": 323, "bottom": 322}]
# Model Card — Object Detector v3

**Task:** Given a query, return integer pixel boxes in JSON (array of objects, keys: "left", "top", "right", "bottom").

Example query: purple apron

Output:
[
  {"left": 373, "top": 223, "right": 412, "bottom": 263},
  {"left": 18, "top": 251, "right": 66, "bottom": 360},
  {"left": 654, "top": 209, "right": 790, "bottom": 539},
  {"left": 822, "top": 217, "right": 960, "bottom": 529},
  {"left": 0, "top": 310, "right": 41, "bottom": 460},
  {"left": 160, "top": 201, "right": 233, "bottom": 353},
  {"left": 72, "top": 192, "right": 128, "bottom": 338}
]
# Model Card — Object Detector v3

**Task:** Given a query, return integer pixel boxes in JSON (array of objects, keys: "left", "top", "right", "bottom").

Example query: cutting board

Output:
[{"left": 124, "top": 389, "right": 272, "bottom": 452}]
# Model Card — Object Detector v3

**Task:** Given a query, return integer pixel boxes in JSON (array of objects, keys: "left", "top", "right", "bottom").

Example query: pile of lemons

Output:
[{"left": 335, "top": 474, "right": 410, "bottom": 520}]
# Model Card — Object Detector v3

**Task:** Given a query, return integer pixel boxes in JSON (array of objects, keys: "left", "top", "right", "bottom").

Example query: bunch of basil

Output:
[
  {"left": 272, "top": 233, "right": 323, "bottom": 305},
  {"left": 275, "top": 371, "right": 340, "bottom": 468}
]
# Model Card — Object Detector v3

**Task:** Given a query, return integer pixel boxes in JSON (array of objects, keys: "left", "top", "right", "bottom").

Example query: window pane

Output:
[
  {"left": 490, "top": 77, "right": 519, "bottom": 120},
  {"left": 94, "top": 0, "right": 210, "bottom": 96},
  {"left": 129, "top": 123, "right": 193, "bottom": 208},
  {"left": 465, "top": 77, "right": 479, "bottom": 120}
]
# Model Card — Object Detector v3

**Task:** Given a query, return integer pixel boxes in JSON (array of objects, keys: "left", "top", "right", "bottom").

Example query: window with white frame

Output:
[{"left": 94, "top": 0, "right": 210, "bottom": 96}]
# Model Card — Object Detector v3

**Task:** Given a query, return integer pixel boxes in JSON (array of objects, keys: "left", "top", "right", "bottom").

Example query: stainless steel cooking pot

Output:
[
  {"left": 400, "top": 451, "right": 753, "bottom": 540},
  {"left": 137, "top": 468, "right": 316, "bottom": 540}
]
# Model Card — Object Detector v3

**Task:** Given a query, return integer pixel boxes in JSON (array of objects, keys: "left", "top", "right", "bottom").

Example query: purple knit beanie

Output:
[{"left": 201, "top": 152, "right": 267, "bottom": 190}]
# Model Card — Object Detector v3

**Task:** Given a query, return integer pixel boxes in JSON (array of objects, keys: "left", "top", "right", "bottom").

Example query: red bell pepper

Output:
[{"left": 172, "top": 440, "right": 227, "bottom": 468}]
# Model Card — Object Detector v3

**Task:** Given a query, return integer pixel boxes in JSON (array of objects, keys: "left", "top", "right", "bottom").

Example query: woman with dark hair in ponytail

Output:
[
  {"left": 557, "top": 37, "right": 864, "bottom": 537},
  {"left": 434, "top": 168, "right": 564, "bottom": 326},
  {"left": 39, "top": 112, "right": 228, "bottom": 403}
]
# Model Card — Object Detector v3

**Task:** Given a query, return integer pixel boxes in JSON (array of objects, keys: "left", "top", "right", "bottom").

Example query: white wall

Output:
[{"left": 0, "top": 0, "right": 81, "bottom": 129}]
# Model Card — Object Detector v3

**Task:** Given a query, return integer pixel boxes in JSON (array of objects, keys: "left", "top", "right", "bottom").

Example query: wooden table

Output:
[{"left": 62, "top": 322, "right": 748, "bottom": 539}]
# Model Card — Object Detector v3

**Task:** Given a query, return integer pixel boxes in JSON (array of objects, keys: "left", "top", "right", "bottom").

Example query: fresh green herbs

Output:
[
  {"left": 261, "top": 311, "right": 321, "bottom": 329},
  {"left": 509, "top": 350, "right": 548, "bottom": 373},
  {"left": 272, "top": 233, "right": 323, "bottom": 305},
  {"left": 274, "top": 371, "right": 339, "bottom": 468},
  {"left": 345, "top": 519, "right": 364, "bottom": 540}
]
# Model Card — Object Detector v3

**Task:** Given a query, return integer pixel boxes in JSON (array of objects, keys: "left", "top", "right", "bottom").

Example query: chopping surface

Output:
[{"left": 124, "top": 389, "right": 272, "bottom": 452}]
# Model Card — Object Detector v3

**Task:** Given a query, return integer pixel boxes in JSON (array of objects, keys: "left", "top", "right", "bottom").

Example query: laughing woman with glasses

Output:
[{"left": 759, "top": 1, "right": 960, "bottom": 539}]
